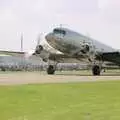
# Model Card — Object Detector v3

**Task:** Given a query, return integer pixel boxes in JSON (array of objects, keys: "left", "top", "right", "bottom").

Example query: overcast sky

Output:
[{"left": 0, "top": 0, "right": 120, "bottom": 51}]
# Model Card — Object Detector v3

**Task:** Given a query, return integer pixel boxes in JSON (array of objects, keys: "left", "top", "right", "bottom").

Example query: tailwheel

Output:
[
  {"left": 92, "top": 65, "right": 101, "bottom": 76},
  {"left": 47, "top": 65, "right": 55, "bottom": 75}
]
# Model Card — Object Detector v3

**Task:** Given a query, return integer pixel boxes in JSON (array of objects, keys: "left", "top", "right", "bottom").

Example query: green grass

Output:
[{"left": 0, "top": 81, "right": 120, "bottom": 120}]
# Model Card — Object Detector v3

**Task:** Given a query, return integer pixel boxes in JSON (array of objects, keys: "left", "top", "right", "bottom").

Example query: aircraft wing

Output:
[
  {"left": 47, "top": 53, "right": 89, "bottom": 63},
  {"left": 0, "top": 50, "right": 25, "bottom": 56},
  {"left": 48, "top": 51, "right": 120, "bottom": 64},
  {"left": 97, "top": 52, "right": 120, "bottom": 65}
]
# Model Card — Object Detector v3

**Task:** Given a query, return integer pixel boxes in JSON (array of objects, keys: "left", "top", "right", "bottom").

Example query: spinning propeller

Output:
[{"left": 25, "top": 34, "right": 43, "bottom": 59}]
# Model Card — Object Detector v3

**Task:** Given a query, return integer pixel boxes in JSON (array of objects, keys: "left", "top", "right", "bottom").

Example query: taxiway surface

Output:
[{"left": 0, "top": 72, "right": 119, "bottom": 85}]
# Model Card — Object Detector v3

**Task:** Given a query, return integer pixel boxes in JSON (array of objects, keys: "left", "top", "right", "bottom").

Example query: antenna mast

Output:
[{"left": 21, "top": 33, "right": 23, "bottom": 52}]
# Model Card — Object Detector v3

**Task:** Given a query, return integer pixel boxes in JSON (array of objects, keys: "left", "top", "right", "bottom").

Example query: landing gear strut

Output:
[
  {"left": 92, "top": 65, "right": 101, "bottom": 76},
  {"left": 47, "top": 65, "right": 55, "bottom": 75}
]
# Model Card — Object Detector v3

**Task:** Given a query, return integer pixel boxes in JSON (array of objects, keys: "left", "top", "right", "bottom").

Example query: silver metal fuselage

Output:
[{"left": 45, "top": 28, "right": 115, "bottom": 56}]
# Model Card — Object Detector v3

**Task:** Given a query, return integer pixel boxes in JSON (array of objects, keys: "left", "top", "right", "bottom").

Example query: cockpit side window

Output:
[{"left": 53, "top": 29, "right": 66, "bottom": 35}]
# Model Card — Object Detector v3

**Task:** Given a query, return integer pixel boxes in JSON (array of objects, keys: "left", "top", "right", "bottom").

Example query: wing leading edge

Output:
[{"left": 0, "top": 50, "right": 25, "bottom": 56}]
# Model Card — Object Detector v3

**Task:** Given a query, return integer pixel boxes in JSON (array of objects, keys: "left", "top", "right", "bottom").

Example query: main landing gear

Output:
[
  {"left": 47, "top": 65, "right": 56, "bottom": 75},
  {"left": 89, "top": 53, "right": 103, "bottom": 76},
  {"left": 47, "top": 64, "right": 102, "bottom": 75},
  {"left": 92, "top": 65, "right": 101, "bottom": 76}
]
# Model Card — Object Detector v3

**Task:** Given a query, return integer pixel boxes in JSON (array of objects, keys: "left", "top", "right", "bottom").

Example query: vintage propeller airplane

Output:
[{"left": 0, "top": 27, "right": 120, "bottom": 75}]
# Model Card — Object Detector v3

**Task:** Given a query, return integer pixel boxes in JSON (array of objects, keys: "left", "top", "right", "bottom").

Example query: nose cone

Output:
[
  {"left": 46, "top": 32, "right": 64, "bottom": 43},
  {"left": 45, "top": 33, "right": 54, "bottom": 43}
]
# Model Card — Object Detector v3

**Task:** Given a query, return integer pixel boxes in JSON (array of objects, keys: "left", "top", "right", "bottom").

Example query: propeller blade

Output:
[
  {"left": 36, "top": 33, "right": 43, "bottom": 46},
  {"left": 25, "top": 34, "right": 43, "bottom": 59},
  {"left": 24, "top": 50, "right": 35, "bottom": 59}
]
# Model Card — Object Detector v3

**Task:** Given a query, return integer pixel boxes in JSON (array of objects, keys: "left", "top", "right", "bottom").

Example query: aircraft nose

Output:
[
  {"left": 45, "top": 32, "right": 63, "bottom": 44},
  {"left": 45, "top": 33, "right": 54, "bottom": 42}
]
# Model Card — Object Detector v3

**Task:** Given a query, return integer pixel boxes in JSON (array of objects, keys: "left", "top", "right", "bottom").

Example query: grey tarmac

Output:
[{"left": 0, "top": 72, "right": 120, "bottom": 85}]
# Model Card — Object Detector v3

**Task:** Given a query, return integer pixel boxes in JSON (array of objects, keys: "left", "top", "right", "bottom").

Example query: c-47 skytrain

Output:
[{"left": 1, "top": 27, "right": 120, "bottom": 75}]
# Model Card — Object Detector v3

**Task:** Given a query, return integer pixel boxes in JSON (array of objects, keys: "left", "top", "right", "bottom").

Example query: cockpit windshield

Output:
[{"left": 53, "top": 29, "right": 66, "bottom": 35}]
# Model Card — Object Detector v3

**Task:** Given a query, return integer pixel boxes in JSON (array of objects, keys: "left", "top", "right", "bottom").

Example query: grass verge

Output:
[{"left": 0, "top": 81, "right": 120, "bottom": 120}]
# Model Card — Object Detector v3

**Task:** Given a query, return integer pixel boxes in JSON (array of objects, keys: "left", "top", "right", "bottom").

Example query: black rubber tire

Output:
[
  {"left": 47, "top": 65, "right": 55, "bottom": 74},
  {"left": 92, "top": 65, "right": 101, "bottom": 76},
  {"left": 1, "top": 67, "right": 6, "bottom": 72}
]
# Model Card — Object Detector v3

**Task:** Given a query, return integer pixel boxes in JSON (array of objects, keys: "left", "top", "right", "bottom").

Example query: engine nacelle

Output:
[
  {"left": 35, "top": 45, "right": 43, "bottom": 54},
  {"left": 81, "top": 44, "right": 90, "bottom": 54},
  {"left": 34, "top": 45, "right": 50, "bottom": 62}
]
